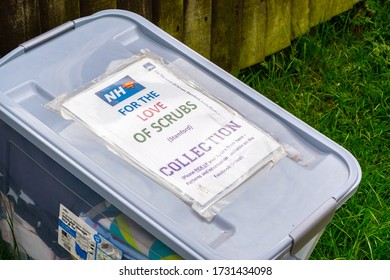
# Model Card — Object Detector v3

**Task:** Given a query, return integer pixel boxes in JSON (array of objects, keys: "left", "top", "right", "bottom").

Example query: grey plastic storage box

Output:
[{"left": 0, "top": 10, "right": 361, "bottom": 260}]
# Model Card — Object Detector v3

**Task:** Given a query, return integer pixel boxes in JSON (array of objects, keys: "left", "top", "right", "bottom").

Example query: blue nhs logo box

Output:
[{"left": 95, "top": 75, "right": 145, "bottom": 106}]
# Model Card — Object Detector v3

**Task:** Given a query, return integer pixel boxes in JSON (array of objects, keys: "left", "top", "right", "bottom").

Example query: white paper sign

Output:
[{"left": 61, "top": 56, "right": 285, "bottom": 219}]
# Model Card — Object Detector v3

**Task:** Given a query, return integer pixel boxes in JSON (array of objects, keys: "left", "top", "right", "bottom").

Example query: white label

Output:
[
  {"left": 61, "top": 57, "right": 285, "bottom": 217},
  {"left": 58, "top": 204, "right": 122, "bottom": 260}
]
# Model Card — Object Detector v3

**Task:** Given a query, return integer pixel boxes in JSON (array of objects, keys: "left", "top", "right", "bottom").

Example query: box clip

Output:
[{"left": 289, "top": 197, "right": 337, "bottom": 257}]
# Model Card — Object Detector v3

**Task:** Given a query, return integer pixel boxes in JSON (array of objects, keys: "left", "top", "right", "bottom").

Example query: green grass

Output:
[
  {"left": 0, "top": 195, "right": 19, "bottom": 260},
  {"left": 1, "top": 0, "right": 388, "bottom": 260},
  {"left": 239, "top": 0, "right": 389, "bottom": 259},
  {"left": 0, "top": 238, "right": 16, "bottom": 260}
]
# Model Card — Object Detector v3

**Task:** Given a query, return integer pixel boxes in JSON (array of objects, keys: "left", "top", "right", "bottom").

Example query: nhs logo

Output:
[
  {"left": 95, "top": 76, "right": 145, "bottom": 106},
  {"left": 143, "top": 62, "right": 156, "bottom": 71}
]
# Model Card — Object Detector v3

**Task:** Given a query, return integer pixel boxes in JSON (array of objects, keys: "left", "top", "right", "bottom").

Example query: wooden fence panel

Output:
[
  {"left": 291, "top": 0, "right": 310, "bottom": 38},
  {"left": 0, "top": 0, "right": 361, "bottom": 71},
  {"left": 330, "top": 0, "right": 360, "bottom": 18},
  {"left": 309, "top": 0, "right": 360, "bottom": 29},
  {"left": 39, "top": 0, "right": 80, "bottom": 32},
  {"left": 0, "top": 0, "right": 40, "bottom": 56},
  {"left": 239, "top": 0, "right": 267, "bottom": 69},
  {"left": 152, "top": 0, "right": 184, "bottom": 41},
  {"left": 79, "top": 0, "right": 117, "bottom": 16},
  {"left": 183, "top": 0, "right": 212, "bottom": 59},
  {"left": 210, "top": 0, "right": 243, "bottom": 72},
  {"left": 309, "top": 0, "right": 335, "bottom": 26},
  {"left": 264, "top": 0, "right": 292, "bottom": 57},
  {"left": 117, "top": 0, "right": 153, "bottom": 21}
]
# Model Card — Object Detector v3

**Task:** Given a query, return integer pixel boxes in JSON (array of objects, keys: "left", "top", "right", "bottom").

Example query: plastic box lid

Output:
[{"left": 0, "top": 10, "right": 361, "bottom": 259}]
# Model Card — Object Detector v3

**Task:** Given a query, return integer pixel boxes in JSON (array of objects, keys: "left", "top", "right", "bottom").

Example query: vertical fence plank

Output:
[
  {"left": 39, "top": 0, "right": 80, "bottom": 32},
  {"left": 0, "top": 0, "right": 40, "bottom": 56},
  {"left": 117, "top": 0, "right": 153, "bottom": 21},
  {"left": 309, "top": 0, "right": 334, "bottom": 26},
  {"left": 264, "top": 0, "right": 292, "bottom": 57},
  {"left": 0, "top": 0, "right": 361, "bottom": 67},
  {"left": 239, "top": 0, "right": 267, "bottom": 69},
  {"left": 310, "top": 0, "right": 359, "bottom": 27},
  {"left": 24, "top": 0, "right": 41, "bottom": 39},
  {"left": 79, "top": 0, "right": 117, "bottom": 16},
  {"left": 291, "top": 0, "right": 309, "bottom": 38},
  {"left": 152, "top": 0, "right": 184, "bottom": 41},
  {"left": 183, "top": 0, "right": 212, "bottom": 59},
  {"left": 210, "top": 0, "right": 243, "bottom": 72},
  {"left": 330, "top": 0, "right": 360, "bottom": 19}
]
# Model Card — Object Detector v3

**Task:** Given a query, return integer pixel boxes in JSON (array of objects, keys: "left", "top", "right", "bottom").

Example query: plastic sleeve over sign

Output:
[{"left": 47, "top": 53, "right": 286, "bottom": 221}]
